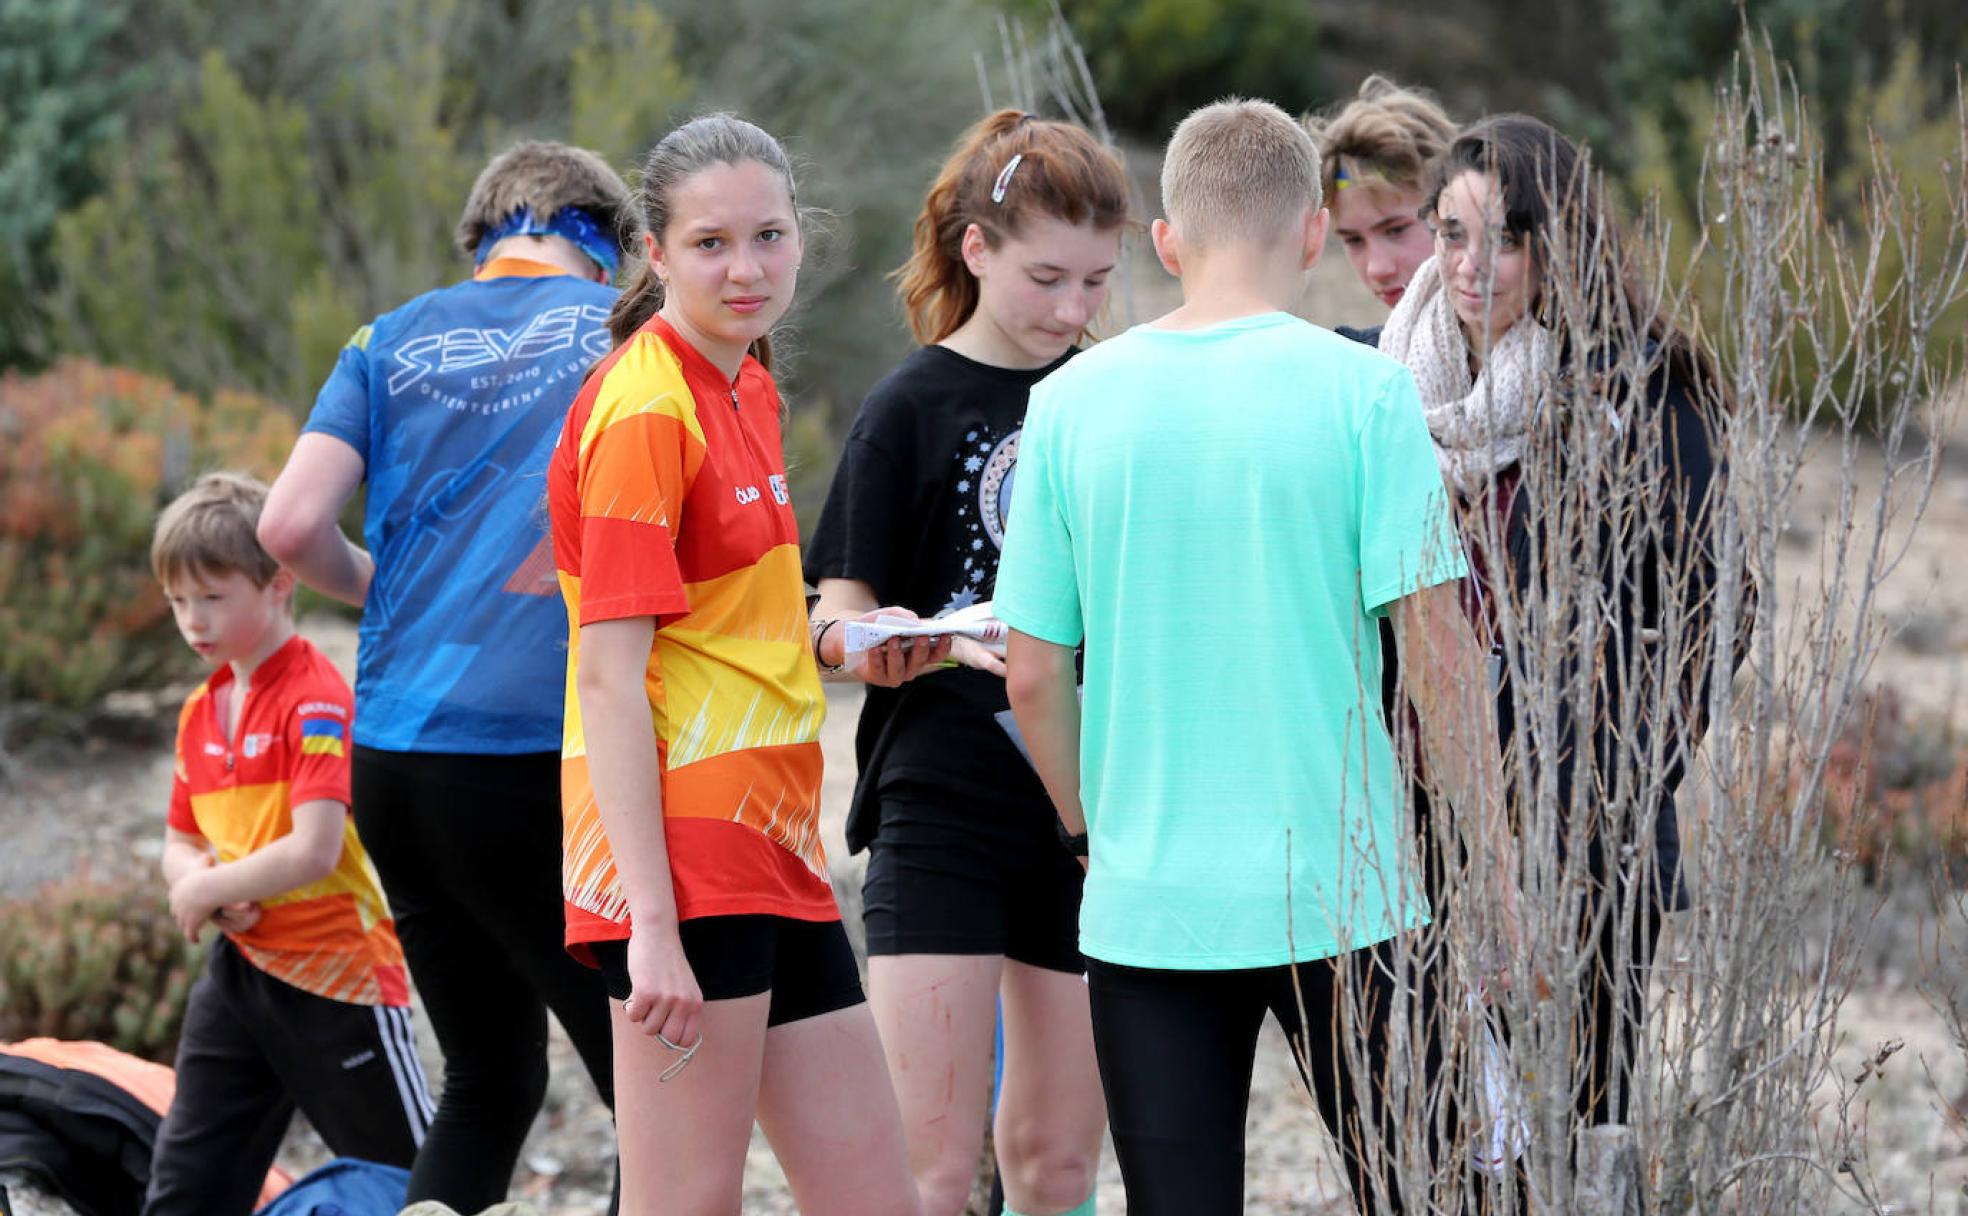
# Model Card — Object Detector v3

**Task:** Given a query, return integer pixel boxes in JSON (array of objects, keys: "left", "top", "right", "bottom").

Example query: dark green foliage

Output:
[
  {"left": 1605, "top": 0, "right": 1966, "bottom": 211},
  {"left": 32, "top": 0, "right": 993, "bottom": 531},
  {"left": 6, "top": 0, "right": 1961, "bottom": 523},
  {"left": 0, "top": 0, "right": 134, "bottom": 370},
  {"left": 1608, "top": 0, "right": 1863, "bottom": 195},
  {"left": 0, "top": 867, "right": 207, "bottom": 1063},
  {"left": 1044, "top": 0, "right": 1323, "bottom": 139},
  {"left": 659, "top": 0, "right": 1004, "bottom": 519}
]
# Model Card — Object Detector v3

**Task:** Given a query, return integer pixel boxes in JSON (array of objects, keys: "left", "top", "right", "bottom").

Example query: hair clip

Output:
[{"left": 991, "top": 153, "right": 1024, "bottom": 205}]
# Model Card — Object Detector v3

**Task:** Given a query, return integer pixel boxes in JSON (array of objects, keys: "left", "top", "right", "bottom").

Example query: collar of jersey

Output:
[
  {"left": 474, "top": 256, "right": 580, "bottom": 282},
  {"left": 202, "top": 633, "right": 307, "bottom": 692},
  {"left": 646, "top": 312, "right": 751, "bottom": 394}
]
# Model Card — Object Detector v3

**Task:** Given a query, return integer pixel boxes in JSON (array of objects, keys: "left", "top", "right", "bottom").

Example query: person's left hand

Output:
[
  {"left": 948, "top": 635, "right": 1007, "bottom": 676},
  {"left": 852, "top": 608, "right": 952, "bottom": 687},
  {"left": 213, "top": 902, "right": 262, "bottom": 934},
  {"left": 168, "top": 870, "right": 221, "bottom": 943}
]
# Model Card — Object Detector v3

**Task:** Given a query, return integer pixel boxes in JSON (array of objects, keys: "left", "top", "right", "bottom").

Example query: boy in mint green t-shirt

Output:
[{"left": 997, "top": 99, "right": 1509, "bottom": 1213}]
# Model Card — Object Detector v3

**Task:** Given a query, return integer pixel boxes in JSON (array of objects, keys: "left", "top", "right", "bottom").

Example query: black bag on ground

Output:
[{"left": 0, "top": 1052, "right": 159, "bottom": 1216}]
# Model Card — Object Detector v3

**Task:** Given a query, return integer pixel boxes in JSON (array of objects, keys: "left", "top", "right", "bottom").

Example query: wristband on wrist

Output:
[
  {"left": 1056, "top": 819, "right": 1089, "bottom": 857},
  {"left": 811, "top": 618, "right": 845, "bottom": 675}
]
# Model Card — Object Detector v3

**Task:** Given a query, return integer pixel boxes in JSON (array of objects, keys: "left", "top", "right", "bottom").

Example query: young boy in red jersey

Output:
[{"left": 144, "top": 472, "right": 432, "bottom": 1216}]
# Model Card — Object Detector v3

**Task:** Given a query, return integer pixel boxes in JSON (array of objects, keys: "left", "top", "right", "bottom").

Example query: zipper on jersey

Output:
[
  {"left": 729, "top": 386, "right": 740, "bottom": 412},
  {"left": 213, "top": 679, "right": 248, "bottom": 773}
]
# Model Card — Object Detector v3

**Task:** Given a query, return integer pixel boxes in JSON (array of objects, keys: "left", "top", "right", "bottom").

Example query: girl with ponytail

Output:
[
  {"left": 804, "top": 110, "right": 1129, "bottom": 1216},
  {"left": 549, "top": 114, "right": 941, "bottom": 1213}
]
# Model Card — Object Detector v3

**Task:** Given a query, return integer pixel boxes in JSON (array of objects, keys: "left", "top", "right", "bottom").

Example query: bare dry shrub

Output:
[{"left": 1330, "top": 38, "right": 1968, "bottom": 1216}]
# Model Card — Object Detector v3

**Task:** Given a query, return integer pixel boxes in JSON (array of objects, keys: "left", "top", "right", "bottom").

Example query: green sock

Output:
[{"left": 1002, "top": 1188, "right": 1096, "bottom": 1216}]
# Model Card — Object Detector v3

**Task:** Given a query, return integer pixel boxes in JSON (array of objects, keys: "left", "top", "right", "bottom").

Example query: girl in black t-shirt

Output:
[{"left": 804, "top": 111, "right": 1129, "bottom": 1216}]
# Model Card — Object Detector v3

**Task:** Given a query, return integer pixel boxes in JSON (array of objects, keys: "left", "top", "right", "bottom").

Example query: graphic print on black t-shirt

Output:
[
  {"left": 943, "top": 425, "right": 1020, "bottom": 616},
  {"left": 805, "top": 345, "right": 1071, "bottom": 850}
]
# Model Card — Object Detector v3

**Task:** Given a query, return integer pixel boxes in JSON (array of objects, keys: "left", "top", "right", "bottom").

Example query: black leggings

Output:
[
  {"left": 1086, "top": 939, "right": 1441, "bottom": 1215},
  {"left": 352, "top": 747, "right": 615, "bottom": 1212}
]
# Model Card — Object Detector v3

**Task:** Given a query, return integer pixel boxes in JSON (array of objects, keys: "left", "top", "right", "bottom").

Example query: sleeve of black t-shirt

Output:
[{"left": 803, "top": 394, "right": 915, "bottom": 601}]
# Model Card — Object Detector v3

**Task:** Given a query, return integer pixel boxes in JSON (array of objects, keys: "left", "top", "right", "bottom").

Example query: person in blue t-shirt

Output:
[{"left": 260, "top": 141, "right": 626, "bottom": 1213}]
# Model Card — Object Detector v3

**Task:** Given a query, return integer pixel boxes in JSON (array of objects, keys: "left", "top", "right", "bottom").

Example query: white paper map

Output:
[{"left": 842, "top": 600, "right": 1008, "bottom": 658}]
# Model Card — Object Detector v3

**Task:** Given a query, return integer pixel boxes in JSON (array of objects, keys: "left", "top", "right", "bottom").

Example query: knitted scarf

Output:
[{"left": 1377, "top": 255, "right": 1556, "bottom": 495}]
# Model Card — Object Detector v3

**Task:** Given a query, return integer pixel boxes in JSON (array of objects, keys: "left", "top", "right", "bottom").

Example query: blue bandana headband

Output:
[{"left": 477, "top": 206, "right": 620, "bottom": 277}]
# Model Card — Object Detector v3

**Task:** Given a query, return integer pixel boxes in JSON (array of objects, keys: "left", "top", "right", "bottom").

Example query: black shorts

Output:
[
  {"left": 861, "top": 789, "right": 1085, "bottom": 974},
  {"left": 589, "top": 914, "right": 864, "bottom": 1028}
]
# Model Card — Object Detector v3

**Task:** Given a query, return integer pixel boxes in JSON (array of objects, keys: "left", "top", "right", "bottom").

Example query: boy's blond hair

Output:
[
  {"left": 152, "top": 471, "right": 282, "bottom": 589},
  {"left": 1161, "top": 98, "right": 1322, "bottom": 249}
]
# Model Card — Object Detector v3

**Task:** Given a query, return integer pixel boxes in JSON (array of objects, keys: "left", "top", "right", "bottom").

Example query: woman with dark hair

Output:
[{"left": 1380, "top": 113, "right": 1733, "bottom": 1133}]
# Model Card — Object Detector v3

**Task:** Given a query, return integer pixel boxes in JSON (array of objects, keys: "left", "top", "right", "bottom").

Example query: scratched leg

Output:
[{"left": 867, "top": 953, "right": 1005, "bottom": 1216}]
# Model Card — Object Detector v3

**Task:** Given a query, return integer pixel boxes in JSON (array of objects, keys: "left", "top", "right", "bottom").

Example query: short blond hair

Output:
[
  {"left": 152, "top": 471, "right": 280, "bottom": 589},
  {"left": 1161, "top": 98, "right": 1322, "bottom": 249}
]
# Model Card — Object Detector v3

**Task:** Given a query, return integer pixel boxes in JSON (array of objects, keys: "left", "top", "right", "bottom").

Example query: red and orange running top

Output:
[
  {"left": 549, "top": 315, "right": 834, "bottom": 959},
  {"left": 168, "top": 635, "right": 408, "bottom": 1006}
]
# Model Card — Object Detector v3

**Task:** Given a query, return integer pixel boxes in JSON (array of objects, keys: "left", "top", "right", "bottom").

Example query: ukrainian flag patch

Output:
[{"left": 301, "top": 716, "right": 346, "bottom": 758}]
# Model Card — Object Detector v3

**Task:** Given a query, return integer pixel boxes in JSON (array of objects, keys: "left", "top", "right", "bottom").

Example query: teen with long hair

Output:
[
  {"left": 803, "top": 110, "right": 1128, "bottom": 1216},
  {"left": 1381, "top": 113, "right": 1733, "bottom": 1134},
  {"left": 549, "top": 113, "right": 944, "bottom": 1214}
]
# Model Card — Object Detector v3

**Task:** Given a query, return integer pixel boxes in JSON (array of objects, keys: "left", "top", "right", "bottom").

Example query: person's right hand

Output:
[
  {"left": 621, "top": 924, "right": 703, "bottom": 1050},
  {"left": 852, "top": 607, "right": 952, "bottom": 687}
]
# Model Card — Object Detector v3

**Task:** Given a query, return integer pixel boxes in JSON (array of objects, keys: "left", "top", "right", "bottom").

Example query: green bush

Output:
[
  {"left": 1620, "top": 38, "right": 1966, "bottom": 426},
  {"left": 1042, "top": 0, "right": 1322, "bottom": 138},
  {"left": 0, "top": 867, "right": 206, "bottom": 1062},
  {"left": 0, "top": 359, "right": 297, "bottom": 713}
]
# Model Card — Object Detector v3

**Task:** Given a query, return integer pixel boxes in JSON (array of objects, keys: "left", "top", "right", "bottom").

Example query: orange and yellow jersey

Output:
[
  {"left": 168, "top": 636, "right": 408, "bottom": 1007},
  {"left": 549, "top": 314, "right": 834, "bottom": 959}
]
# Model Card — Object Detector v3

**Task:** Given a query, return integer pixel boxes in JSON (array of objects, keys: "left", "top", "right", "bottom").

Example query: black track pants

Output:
[{"left": 142, "top": 938, "right": 430, "bottom": 1216}]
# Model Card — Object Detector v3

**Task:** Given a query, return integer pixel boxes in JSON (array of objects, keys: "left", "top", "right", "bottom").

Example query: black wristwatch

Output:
[{"left": 1056, "top": 820, "right": 1089, "bottom": 857}]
